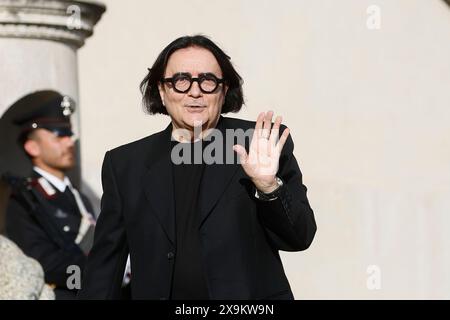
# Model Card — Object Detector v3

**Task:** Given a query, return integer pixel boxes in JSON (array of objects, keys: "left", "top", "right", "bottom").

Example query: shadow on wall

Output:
[{"left": 0, "top": 90, "right": 100, "bottom": 224}]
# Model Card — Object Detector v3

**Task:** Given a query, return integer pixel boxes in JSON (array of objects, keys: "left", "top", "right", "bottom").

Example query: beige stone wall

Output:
[
  {"left": 78, "top": 0, "right": 450, "bottom": 299},
  {"left": 0, "top": 39, "right": 79, "bottom": 113}
]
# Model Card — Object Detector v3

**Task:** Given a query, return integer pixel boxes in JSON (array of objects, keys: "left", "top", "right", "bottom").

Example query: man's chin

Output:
[
  {"left": 59, "top": 161, "right": 75, "bottom": 171},
  {"left": 184, "top": 117, "right": 207, "bottom": 130}
]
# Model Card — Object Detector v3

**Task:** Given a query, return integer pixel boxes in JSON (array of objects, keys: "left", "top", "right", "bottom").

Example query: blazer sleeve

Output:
[
  {"left": 255, "top": 128, "right": 317, "bottom": 252},
  {"left": 78, "top": 151, "right": 129, "bottom": 299}
]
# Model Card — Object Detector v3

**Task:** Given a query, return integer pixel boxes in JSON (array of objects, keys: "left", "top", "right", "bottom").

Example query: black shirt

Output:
[{"left": 170, "top": 139, "right": 209, "bottom": 299}]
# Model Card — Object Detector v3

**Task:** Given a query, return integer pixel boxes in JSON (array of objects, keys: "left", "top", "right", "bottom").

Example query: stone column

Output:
[{"left": 0, "top": 0, "right": 105, "bottom": 188}]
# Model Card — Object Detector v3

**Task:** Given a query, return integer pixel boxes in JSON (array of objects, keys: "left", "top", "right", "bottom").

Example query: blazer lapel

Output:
[
  {"left": 141, "top": 118, "right": 245, "bottom": 239},
  {"left": 199, "top": 117, "right": 240, "bottom": 227},
  {"left": 142, "top": 123, "right": 176, "bottom": 245}
]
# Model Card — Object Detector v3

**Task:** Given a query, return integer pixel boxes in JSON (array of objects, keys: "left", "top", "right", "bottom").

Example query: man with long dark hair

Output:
[{"left": 79, "top": 35, "right": 316, "bottom": 300}]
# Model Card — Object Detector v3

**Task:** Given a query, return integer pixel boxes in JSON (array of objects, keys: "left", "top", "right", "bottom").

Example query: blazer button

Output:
[
  {"left": 167, "top": 252, "right": 174, "bottom": 260},
  {"left": 63, "top": 225, "right": 70, "bottom": 232}
]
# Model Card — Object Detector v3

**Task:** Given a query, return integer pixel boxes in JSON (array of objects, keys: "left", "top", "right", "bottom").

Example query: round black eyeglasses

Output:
[{"left": 162, "top": 73, "right": 225, "bottom": 94}]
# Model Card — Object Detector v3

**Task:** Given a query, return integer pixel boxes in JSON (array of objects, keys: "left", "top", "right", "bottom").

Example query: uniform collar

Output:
[{"left": 33, "top": 166, "right": 72, "bottom": 192}]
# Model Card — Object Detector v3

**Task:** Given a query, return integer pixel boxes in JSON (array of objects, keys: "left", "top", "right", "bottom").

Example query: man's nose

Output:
[
  {"left": 188, "top": 80, "right": 202, "bottom": 97},
  {"left": 61, "top": 136, "right": 75, "bottom": 147}
]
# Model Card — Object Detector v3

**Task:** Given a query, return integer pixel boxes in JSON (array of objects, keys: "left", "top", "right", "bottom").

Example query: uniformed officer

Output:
[{"left": 5, "top": 91, "right": 96, "bottom": 300}]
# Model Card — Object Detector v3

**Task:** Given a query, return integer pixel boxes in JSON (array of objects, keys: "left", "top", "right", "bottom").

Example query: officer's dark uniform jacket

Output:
[{"left": 5, "top": 170, "right": 95, "bottom": 299}]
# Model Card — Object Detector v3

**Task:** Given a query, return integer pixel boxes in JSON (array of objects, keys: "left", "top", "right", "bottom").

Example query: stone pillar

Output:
[{"left": 0, "top": 0, "right": 105, "bottom": 188}]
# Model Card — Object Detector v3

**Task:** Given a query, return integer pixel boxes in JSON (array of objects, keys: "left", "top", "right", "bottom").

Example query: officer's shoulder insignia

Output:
[{"left": 34, "top": 177, "right": 57, "bottom": 199}]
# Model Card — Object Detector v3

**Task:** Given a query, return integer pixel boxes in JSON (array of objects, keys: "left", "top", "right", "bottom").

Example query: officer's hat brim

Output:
[{"left": 12, "top": 90, "right": 76, "bottom": 140}]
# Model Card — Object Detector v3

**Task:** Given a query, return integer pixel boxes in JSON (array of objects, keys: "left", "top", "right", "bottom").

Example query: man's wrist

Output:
[
  {"left": 254, "top": 176, "right": 284, "bottom": 201},
  {"left": 253, "top": 177, "right": 278, "bottom": 193}
]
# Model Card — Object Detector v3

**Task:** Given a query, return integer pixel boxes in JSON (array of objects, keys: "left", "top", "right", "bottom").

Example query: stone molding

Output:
[{"left": 0, "top": 0, "right": 105, "bottom": 48}]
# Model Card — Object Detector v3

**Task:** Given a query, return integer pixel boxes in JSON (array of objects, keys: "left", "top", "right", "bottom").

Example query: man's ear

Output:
[
  {"left": 158, "top": 82, "right": 166, "bottom": 106},
  {"left": 23, "top": 139, "right": 40, "bottom": 158},
  {"left": 221, "top": 85, "right": 229, "bottom": 106}
]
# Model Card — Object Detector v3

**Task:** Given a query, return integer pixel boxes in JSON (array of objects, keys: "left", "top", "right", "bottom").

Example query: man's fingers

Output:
[
  {"left": 255, "top": 112, "right": 265, "bottom": 136},
  {"left": 269, "top": 116, "right": 282, "bottom": 144},
  {"left": 233, "top": 144, "right": 248, "bottom": 164},
  {"left": 277, "top": 127, "right": 290, "bottom": 152},
  {"left": 262, "top": 111, "right": 273, "bottom": 138}
]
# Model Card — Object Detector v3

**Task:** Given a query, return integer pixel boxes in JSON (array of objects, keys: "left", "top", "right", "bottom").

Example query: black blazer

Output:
[
  {"left": 6, "top": 171, "right": 94, "bottom": 299},
  {"left": 78, "top": 116, "right": 316, "bottom": 300}
]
